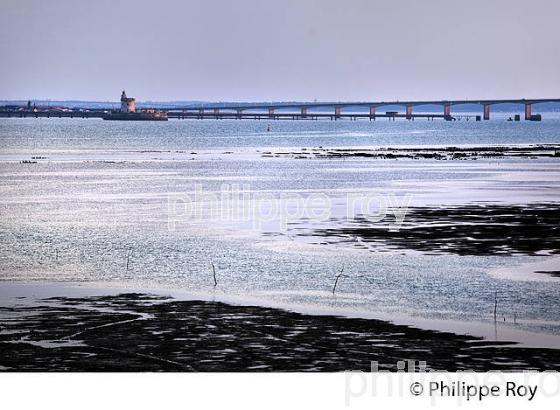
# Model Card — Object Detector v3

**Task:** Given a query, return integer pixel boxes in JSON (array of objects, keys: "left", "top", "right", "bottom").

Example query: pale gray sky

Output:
[{"left": 1, "top": 0, "right": 559, "bottom": 102}]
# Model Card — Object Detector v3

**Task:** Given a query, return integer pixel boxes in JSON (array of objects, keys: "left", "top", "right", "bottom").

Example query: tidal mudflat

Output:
[
  {"left": 2, "top": 291, "right": 560, "bottom": 372},
  {"left": 266, "top": 144, "right": 560, "bottom": 160},
  {"left": 297, "top": 203, "right": 560, "bottom": 257}
]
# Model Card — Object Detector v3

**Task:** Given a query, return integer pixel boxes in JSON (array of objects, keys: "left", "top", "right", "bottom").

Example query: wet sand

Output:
[{"left": 1, "top": 292, "right": 559, "bottom": 372}]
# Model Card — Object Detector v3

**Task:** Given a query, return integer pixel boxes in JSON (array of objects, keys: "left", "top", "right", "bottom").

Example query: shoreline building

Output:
[
  {"left": 102, "top": 91, "right": 167, "bottom": 121},
  {"left": 120, "top": 91, "right": 136, "bottom": 113}
]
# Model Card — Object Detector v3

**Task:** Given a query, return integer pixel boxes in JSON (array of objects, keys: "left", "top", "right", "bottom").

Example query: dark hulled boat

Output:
[{"left": 102, "top": 110, "right": 168, "bottom": 121}]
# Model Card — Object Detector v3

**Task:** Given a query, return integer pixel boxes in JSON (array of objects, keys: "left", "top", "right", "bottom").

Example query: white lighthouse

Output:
[{"left": 120, "top": 90, "right": 136, "bottom": 113}]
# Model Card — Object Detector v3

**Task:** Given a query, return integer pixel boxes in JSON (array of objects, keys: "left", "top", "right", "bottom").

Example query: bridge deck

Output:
[{"left": 158, "top": 98, "right": 560, "bottom": 111}]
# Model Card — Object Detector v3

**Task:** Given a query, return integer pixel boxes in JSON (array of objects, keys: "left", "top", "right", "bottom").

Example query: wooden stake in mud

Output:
[
  {"left": 494, "top": 291, "right": 498, "bottom": 321},
  {"left": 126, "top": 249, "right": 133, "bottom": 271},
  {"left": 211, "top": 262, "right": 218, "bottom": 287},
  {"left": 332, "top": 266, "right": 345, "bottom": 295}
]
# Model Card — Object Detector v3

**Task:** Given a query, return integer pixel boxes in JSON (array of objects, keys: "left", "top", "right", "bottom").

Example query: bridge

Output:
[
  {"left": 2, "top": 98, "right": 559, "bottom": 121},
  {"left": 158, "top": 98, "right": 560, "bottom": 121}
]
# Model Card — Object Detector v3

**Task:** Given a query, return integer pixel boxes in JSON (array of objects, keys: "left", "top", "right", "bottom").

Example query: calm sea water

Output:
[
  {"left": 1, "top": 117, "right": 559, "bottom": 346},
  {"left": 1, "top": 114, "right": 560, "bottom": 154}
]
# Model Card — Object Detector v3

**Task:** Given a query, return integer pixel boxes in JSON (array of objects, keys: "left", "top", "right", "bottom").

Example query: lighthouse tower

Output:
[{"left": 120, "top": 90, "right": 136, "bottom": 113}]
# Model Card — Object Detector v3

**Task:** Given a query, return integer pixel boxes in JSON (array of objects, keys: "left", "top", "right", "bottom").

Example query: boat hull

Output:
[{"left": 102, "top": 112, "right": 168, "bottom": 121}]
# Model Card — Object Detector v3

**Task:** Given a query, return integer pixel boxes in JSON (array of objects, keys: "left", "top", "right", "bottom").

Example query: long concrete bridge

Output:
[
  {"left": 2, "top": 98, "right": 559, "bottom": 121},
  {"left": 160, "top": 98, "right": 560, "bottom": 121}
]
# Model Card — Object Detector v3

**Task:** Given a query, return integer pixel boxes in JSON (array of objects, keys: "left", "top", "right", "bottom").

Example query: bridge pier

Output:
[
  {"left": 301, "top": 107, "right": 308, "bottom": 118},
  {"left": 334, "top": 106, "right": 341, "bottom": 120},
  {"left": 268, "top": 108, "right": 275, "bottom": 118},
  {"left": 443, "top": 103, "right": 451, "bottom": 118},
  {"left": 406, "top": 105, "right": 413, "bottom": 120},
  {"left": 369, "top": 105, "right": 376, "bottom": 120},
  {"left": 525, "top": 103, "right": 532, "bottom": 120},
  {"left": 483, "top": 104, "right": 490, "bottom": 120},
  {"left": 236, "top": 109, "right": 243, "bottom": 119}
]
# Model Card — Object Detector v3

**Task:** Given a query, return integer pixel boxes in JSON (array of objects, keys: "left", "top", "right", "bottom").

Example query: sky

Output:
[{"left": 1, "top": 0, "right": 559, "bottom": 102}]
